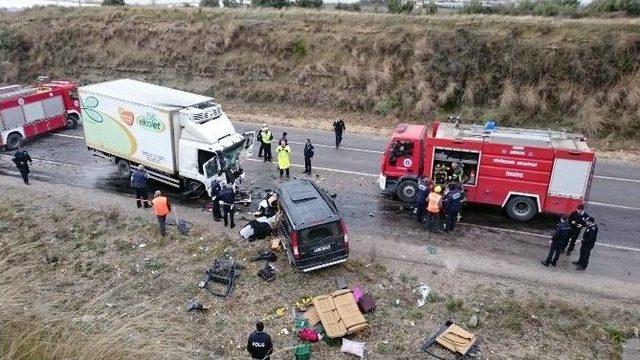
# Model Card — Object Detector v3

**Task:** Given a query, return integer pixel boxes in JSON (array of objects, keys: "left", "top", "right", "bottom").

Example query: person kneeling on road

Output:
[
  {"left": 152, "top": 190, "right": 171, "bottom": 237},
  {"left": 247, "top": 321, "right": 273, "bottom": 360},
  {"left": 426, "top": 186, "right": 443, "bottom": 233}
]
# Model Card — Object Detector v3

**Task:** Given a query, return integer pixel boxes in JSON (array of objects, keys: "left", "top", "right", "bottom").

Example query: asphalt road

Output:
[{"left": 1, "top": 122, "right": 638, "bottom": 286}]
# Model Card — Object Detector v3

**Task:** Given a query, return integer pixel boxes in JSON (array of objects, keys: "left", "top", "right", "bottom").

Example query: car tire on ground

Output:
[
  {"left": 117, "top": 160, "right": 131, "bottom": 178},
  {"left": 396, "top": 179, "right": 418, "bottom": 203},
  {"left": 505, "top": 196, "right": 537, "bottom": 222},
  {"left": 5, "top": 132, "right": 23, "bottom": 151}
]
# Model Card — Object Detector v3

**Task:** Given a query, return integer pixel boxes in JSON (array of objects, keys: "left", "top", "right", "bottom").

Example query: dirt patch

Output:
[{"left": 0, "top": 182, "right": 638, "bottom": 359}]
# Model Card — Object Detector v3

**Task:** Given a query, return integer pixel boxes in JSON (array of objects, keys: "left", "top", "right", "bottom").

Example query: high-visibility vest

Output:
[
  {"left": 152, "top": 196, "right": 170, "bottom": 216},
  {"left": 261, "top": 130, "right": 272, "bottom": 144},
  {"left": 427, "top": 192, "right": 442, "bottom": 213},
  {"left": 277, "top": 145, "right": 291, "bottom": 169}
]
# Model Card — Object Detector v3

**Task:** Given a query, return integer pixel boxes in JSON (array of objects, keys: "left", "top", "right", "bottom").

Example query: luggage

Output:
[
  {"left": 357, "top": 294, "right": 376, "bottom": 313},
  {"left": 352, "top": 286, "right": 363, "bottom": 303}
]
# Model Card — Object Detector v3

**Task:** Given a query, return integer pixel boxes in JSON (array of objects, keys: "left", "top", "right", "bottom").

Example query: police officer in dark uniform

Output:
[
  {"left": 566, "top": 204, "right": 589, "bottom": 256},
  {"left": 333, "top": 118, "right": 346, "bottom": 149},
  {"left": 12, "top": 146, "right": 33, "bottom": 184},
  {"left": 218, "top": 183, "right": 236, "bottom": 229},
  {"left": 247, "top": 321, "right": 273, "bottom": 360},
  {"left": 210, "top": 176, "right": 223, "bottom": 222},
  {"left": 542, "top": 216, "right": 571, "bottom": 267},
  {"left": 414, "top": 176, "right": 429, "bottom": 223},
  {"left": 442, "top": 183, "right": 463, "bottom": 231},
  {"left": 573, "top": 216, "right": 598, "bottom": 271},
  {"left": 303, "top": 138, "right": 314, "bottom": 174}
]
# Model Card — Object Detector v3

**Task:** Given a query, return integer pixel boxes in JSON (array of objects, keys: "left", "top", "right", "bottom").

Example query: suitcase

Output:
[{"left": 357, "top": 294, "right": 376, "bottom": 313}]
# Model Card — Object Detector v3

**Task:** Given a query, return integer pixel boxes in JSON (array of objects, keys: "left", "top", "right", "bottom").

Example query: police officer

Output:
[
  {"left": 261, "top": 125, "right": 273, "bottom": 162},
  {"left": 280, "top": 131, "right": 289, "bottom": 145},
  {"left": 130, "top": 165, "right": 151, "bottom": 208},
  {"left": 333, "top": 118, "right": 346, "bottom": 149},
  {"left": 573, "top": 216, "right": 598, "bottom": 271},
  {"left": 566, "top": 204, "right": 589, "bottom": 256},
  {"left": 256, "top": 125, "right": 265, "bottom": 158},
  {"left": 303, "top": 138, "right": 314, "bottom": 174},
  {"left": 218, "top": 183, "right": 236, "bottom": 229},
  {"left": 442, "top": 183, "right": 463, "bottom": 231},
  {"left": 541, "top": 216, "right": 571, "bottom": 267},
  {"left": 210, "top": 176, "right": 223, "bottom": 222},
  {"left": 12, "top": 146, "right": 33, "bottom": 185},
  {"left": 415, "top": 176, "right": 429, "bottom": 223},
  {"left": 247, "top": 321, "right": 273, "bottom": 360}
]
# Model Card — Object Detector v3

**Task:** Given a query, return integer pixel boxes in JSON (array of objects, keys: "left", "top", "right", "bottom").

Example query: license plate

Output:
[{"left": 314, "top": 245, "right": 331, "bottom": 253}]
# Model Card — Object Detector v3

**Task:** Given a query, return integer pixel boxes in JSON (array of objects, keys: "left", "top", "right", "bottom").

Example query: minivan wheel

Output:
[
  {"left": 505, "top": 196, "right": 537, "bottom": 222},
  {"left": 396, "top": 179, "right": 418, "bottom": 203}
]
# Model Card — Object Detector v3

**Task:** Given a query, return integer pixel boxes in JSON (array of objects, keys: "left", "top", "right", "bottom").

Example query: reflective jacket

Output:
[
  {"left": 427, "top": 192, "right": 442, "bottom": 213},
  {"left": 276, "top": 145, "right": 291, "bottom": 169},
  {"left": 152, "top": 196, "right": 171, "bottom": 216},
  {"left": 261, "top": 130, "right": 273, "bottom": 144}
]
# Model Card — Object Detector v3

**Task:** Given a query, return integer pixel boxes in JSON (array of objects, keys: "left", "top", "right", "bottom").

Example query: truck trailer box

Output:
[{"left": 80, "top": 79, "right": 252, "bottom": 192}]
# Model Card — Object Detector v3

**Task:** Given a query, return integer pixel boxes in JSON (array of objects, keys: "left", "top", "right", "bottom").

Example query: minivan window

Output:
[{"left": 299, "top": 221, "right": 342, "bottom": 246}]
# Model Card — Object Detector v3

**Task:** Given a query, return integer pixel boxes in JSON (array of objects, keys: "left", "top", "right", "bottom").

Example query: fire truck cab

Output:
[
  {"left": 379, "top": 122, "right": 596, "bottom": 221},
  {"left": 0, "top": 79, "right": 80, "bottom": 150}
]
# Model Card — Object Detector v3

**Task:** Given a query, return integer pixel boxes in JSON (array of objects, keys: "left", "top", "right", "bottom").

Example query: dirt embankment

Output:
[{"left": 1, "top": 7, "right": 640, "bottom": 150}]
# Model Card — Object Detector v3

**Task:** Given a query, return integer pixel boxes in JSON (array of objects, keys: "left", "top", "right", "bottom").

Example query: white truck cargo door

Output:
[
  {"left": 548, "top": 159, "right": 592, "bottom": 199},
  {"left": 241, "top": 131, "right": 255, "bottom": 158}
]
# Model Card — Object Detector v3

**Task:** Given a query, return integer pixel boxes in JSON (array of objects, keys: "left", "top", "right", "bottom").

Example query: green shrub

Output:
[
  {"left": 297, "top": 0, "right": 323, "bottom": 7},
  {"left": 336, "top": 2, "right": 361, "bottom": 10},
  {"left": 588, "top": 0, "right": 640, "bottom": 15},
  {"left": 422, "top": 1, "right": 438, "bottom": 14},
  {"left": 101, "top": 0, "right": 125, "bottom": 5},
  {"left": 459, "top": 0, "right": 493, "bottom": 14},
  {"left": 253, "top": 0, "right": 291, "bottom": 7},
  {"left": 385, "top": 0, "right": 414, "bottom": 13}
]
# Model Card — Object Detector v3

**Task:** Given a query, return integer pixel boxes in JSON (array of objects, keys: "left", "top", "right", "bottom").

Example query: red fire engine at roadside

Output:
[
  {"left": 379, "top": 121, "right": 596, "bottom": 221},
  {"left": 0, "top": 79, "right": 81, "bottom": 151}
]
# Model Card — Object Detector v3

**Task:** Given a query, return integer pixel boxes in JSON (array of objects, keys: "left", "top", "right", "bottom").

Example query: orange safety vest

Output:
[
  {"left": 152, "top": 196, "right": 170, "bottom": 216},
  {"left": 427, "top": 192, "right": 442, "bottom": 213}
]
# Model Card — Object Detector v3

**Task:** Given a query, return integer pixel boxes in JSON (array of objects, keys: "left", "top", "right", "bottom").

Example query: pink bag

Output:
[
  {"left": 298, "top": 328, "right": 320, "bottom": 342},
  {"left": 352, "top": 286, "right": 363, "bottom": 303}
]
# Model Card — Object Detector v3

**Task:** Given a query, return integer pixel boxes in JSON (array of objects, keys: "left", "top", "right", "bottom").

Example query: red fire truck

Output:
[
  {"left": 0, "top": 79, "right": 81, "bottom": 150},
  {"left": 379, "top": 121, "right": 596, "bottom": 221}
]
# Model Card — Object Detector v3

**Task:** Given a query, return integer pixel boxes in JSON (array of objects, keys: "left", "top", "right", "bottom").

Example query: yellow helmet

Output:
[{"left": 435, "top": 186, "right": 442, "bottom": 193}]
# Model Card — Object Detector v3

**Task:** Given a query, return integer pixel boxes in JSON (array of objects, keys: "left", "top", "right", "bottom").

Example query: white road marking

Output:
[
  {"left": 594, "top": 175, "right": 640, "bottom": 184},
  {"left": 245, "top": 158, "right": 378, "bottom": 178},
  {"left": 589, "top": 202, "right": 640, "bottom": 211},
  {"left": 52, "top": 133, "right": 84, "bottom": 139}
]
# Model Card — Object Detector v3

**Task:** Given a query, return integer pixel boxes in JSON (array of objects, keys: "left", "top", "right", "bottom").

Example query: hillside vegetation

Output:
[{"left": 1, "top": 7, "right": 640, "bottom": 148}]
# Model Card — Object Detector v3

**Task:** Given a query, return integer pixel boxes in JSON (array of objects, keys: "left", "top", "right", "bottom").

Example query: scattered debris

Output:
[
  {"left": 313, "top": 289, "right": 368, "bottom": 338},
  {"left": 45, "top": 255, "right": 59, "bottom": 264},
  {"left": 352, "top": 286, "right": 363, "bottom": 302},
  {"left": 303, "top": 306, "right": 321, "bottom": 326},
  {"left": 341, "top": 338, "right": 365, "bottom": 358},
  {"left": 271, "top": 237, "right": 281, "bottom": 250},
  {"left": 199, "top": 259, "right": 243, "bottom": 298},
  {"left": 275, "top": 307, "right": 286, "bottom": 317},
  {"left": 298, "top": 328, "right": 321, "bottom": 342},
  {"left": 281, "top": 328, "right": 289, "bottom": 335},
  {"left": 294, "top": 343, "right": 311, "bottom": 360},
  {"left": 357, "top": 293, "right": 376, "bottom": 314},
  {"left": 250, "top": 250, "right": 277, "bottom": 262},
  {"left": 425, "top": 245, "right": 437, "bottom": 255},
  {"left": 295, "top": 296, "right": 314, "bottom": 310},
  {"left": 369, "top": 212, "right": 374, "bottom": 217},
  {"left": 414, "top": 284, "right": 432, "bottom": 307},
  {"left": 421, "top": 321, "right": 480, "bottom": 358},
  {"left": 186, "top": 299, "right": 209, "bottom": 312},
  {"left": 257, "top": 263, "right": 276, "bottom": 282},
  {"left": 139, "top": 244, "right": 146, "bottom": 248}
]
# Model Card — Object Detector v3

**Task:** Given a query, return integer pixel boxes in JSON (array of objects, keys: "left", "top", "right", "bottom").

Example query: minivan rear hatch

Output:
[{"left": 297, "top": 220, "right": 348, "bottom": 271}]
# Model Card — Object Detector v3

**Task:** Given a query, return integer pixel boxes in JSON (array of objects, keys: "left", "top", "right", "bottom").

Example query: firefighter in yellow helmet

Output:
[{"left": 426, "top": 185, "right": 443, "bottom": 233}]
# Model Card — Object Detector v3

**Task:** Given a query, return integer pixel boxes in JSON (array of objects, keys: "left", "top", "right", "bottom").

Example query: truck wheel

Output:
[
  {"left": 65, "top": 114, "right": 79, "bottom": 130},
  {"left": 5, "top": 132, "right": 23, "bottom": 151},
  {"left": 396, "top": 179, "right": 418, "bottom": 203},
  {"left": 185, "top": 180, "right": 205, "bottom": 197},
  {"left": 117, "top": 161, "right": 131, "bottom": 178},
  {"left": 505, "top": 196, "right": 537, "bottom": 222}
]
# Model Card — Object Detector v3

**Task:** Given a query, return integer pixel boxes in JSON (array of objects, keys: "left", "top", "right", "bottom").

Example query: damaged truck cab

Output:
[
  {"left": 80, "top": 79, "right": 253, "bottom": 195},
  {"left": 380, "top": 122, "right": 596, "bottom": 221}
]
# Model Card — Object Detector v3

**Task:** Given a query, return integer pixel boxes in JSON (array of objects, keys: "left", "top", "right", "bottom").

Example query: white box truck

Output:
[{"left": 79, "top": 79, "right": 254, "bottom": 194}]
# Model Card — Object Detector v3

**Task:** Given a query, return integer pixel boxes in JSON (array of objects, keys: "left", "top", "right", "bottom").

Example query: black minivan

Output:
[{"left": 276, "top": 180, "right": 349, "bottom": 272}]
